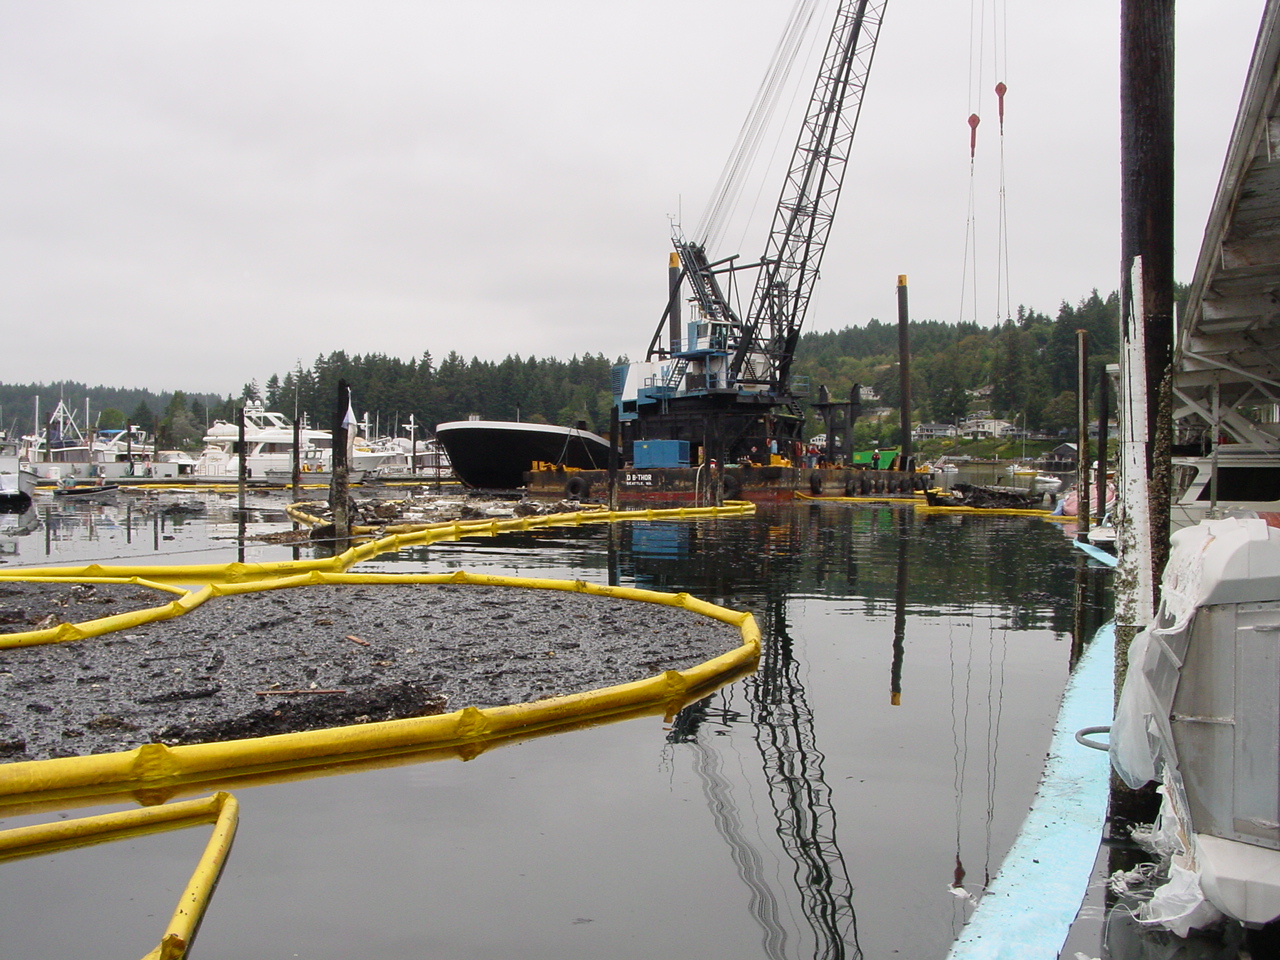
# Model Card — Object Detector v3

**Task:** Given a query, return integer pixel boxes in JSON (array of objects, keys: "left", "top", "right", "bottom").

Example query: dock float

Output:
[{"left": 947, "top": 623, "right": 1114, "bottom": 959}]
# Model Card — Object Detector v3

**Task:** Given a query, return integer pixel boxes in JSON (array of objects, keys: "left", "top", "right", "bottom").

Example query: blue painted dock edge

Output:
[
  {"left": 1073, "top": 539, "right": 1120, "bottom": 568},
  {"left": 947, "top": 622, "right": 1115, "bottom": 960}
]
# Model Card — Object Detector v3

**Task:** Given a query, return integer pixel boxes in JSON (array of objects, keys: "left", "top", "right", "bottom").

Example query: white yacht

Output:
[
  {"left": 195, "top": 402, "right": 406, "bottom": 478},
  {"left": 1170, "top": 444, "right": 1280, "bottom": 530},
  {"left": 195, "top": 402, "right": 331, "bottom": 477}
]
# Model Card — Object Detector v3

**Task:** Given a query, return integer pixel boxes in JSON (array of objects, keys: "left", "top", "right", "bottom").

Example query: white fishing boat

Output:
[
  {"left": 350, "top": 435, "right": 414, "bottom": 474},
  {"left": 366, "top": 437, "right": 453, "bottom": 479},
  {"left": 19, "top": 399, "right": 94, "bottom": 481},
  {"left": 0, "top": 432, "right": 36, "bottom": 506},
  {"left": 90, "top": 426, "right": 158, "bottom": 478},
  {"left": 19, "top": 400, "right": 169, "bottom": 480}
]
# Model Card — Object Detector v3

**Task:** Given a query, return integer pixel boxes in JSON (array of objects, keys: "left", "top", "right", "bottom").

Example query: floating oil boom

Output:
[{"left": 613, "top": 0, "right": 887, "bottom": 467}]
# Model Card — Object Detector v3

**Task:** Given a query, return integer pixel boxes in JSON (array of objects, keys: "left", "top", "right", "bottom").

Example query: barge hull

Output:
[{"left": 526, "top": 466, "right": 922, "bottom": 503}]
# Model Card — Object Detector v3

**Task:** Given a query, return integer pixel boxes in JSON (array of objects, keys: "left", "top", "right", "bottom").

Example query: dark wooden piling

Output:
[
  {"left": 1077, "top": 329, "right": 1091, "bottom": 538},
  {"left": 1121, "top": 0, "right": 1175, "bottom": 602},
  {"left": 1114, "top": 0, "right": 1173, "bottom": 830},
  {"left": 897, "top": 275, "right": 913, "bottom": 470},
  {"left": 237, "top": 406, "right": 247, "bottom": 514},
  {"left": 291, "top": 415, "right": 301, "bottom": 504},
  {"left": 329, "top": 379, "right": 352, "bottom": 543},
  {"left": 608, "top": 406, "right": 619, "bottom": 511}
]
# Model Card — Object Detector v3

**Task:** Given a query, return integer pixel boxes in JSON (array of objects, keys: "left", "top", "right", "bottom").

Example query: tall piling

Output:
[
  {"left": 329, "top": 379, "right": 352, "bottom": 544},
  {"left": 1114, "top": 0, "right": 1173, "bottom": 828},
  {"left": 668, "top": 251, "right": 682, "bottom": 354},
  {"left": 1077, "top": 329, "right": 1091, "bottom": 539},
  {"left": 608, "top": 406, "right": 619, "bottom": 511},
  {"left": 409, "top": 414, "right": 418, "bottom": 477},
  {"left": 896, "top": 275, "right": 913, "bottom": 470},
  {"left": 291, "top": 415, "right": 301, "bottom": 504},
  {"left": 237, "top": 406, "right": 247, "bottom": 514},
  {"left": 237, "top": 405, "right": 247, "bottom": 562}
]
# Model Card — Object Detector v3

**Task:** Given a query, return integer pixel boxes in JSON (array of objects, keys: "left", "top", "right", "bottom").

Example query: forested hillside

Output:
[
  {"left": 253, "top": 351, "right": 620, "bottom": 437},
  {"left": 0, "top": 383, "right": 222, "bottom": 448},
  {"left": 793, "top": 289, "right": 1123, "bottom": 437},
  {"left": 2, "top": 285, "right": 1161, "bottom": 448}
]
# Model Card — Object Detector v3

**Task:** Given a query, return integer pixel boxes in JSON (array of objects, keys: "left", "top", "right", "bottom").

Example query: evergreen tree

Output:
[{"left": 129, "top": 401, "right": 156, "bottom": 434}]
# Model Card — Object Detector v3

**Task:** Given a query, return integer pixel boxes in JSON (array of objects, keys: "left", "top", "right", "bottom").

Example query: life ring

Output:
[
  {"left": 722, "top": 473, "right": 743, "bottom": 500},
  {"left": 565, "top": 475, "right": 591, "bottom": 499},
  {"left": 808, "top": 471, "right": 823, "bottom": 495}
]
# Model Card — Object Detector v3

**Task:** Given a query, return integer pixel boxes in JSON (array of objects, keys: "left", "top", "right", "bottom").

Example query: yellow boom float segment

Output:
[
  {"left": 792, "top": 492, "right": 922, "bottom": 504},
  {"left": 0, "top": 791, "right": 238, "bottom": 960},
  {"left": 0, "top": 578, "right": 205, "bottom": 650},
  {"left": 1, "top": 501, "right": 755, "bottom": 586}
]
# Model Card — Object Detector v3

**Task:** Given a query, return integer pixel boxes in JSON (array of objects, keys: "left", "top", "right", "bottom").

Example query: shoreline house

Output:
[
  {"left": 959, "top": 417, "right": 1014, "bottom": 439},
  {"left": 914, "top": 422, "right": 958, "bottom": 441}
]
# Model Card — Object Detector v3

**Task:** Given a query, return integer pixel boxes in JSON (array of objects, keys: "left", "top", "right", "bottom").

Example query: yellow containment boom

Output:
[
  {"left": 0, "top": 501, "right": 756, "bottom": 586},
  {"left": 0, "top": 571, "right": 760, "bottom": 810},
  {"left": 0, "top": 792, "right": 238, "bottom": 960}
]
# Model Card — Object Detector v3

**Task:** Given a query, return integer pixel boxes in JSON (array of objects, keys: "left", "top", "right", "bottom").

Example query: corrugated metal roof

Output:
[{"left": 1179, "top": 0, "right": 1280, "bottom": 447}]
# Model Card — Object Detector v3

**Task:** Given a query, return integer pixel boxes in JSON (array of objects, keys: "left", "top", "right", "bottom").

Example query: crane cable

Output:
[
  {"left": 993, "top": 0, "right": 1012, "bottom": 325},
  {"left": 958, "top": 0, "right": 986, "bottom": 325},
  {"left": 696, "top": 0, "right": 823, "bottom": 250},
  {"left": 959, "top": 0, "right": 1013, "bottom": 326}
]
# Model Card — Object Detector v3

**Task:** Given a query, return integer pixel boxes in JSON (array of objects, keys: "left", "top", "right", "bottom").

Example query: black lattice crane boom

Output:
[
  {"left": 622, "top": 0, "right": 887, "bottom": 466},
  {"left": 732, "top": 0, "right": 886, "bottom": 391}
]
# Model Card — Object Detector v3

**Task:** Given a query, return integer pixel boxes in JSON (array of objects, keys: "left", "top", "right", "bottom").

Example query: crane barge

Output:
[{"left": 612, "top": 0, "right": 887, "bottom": 472}]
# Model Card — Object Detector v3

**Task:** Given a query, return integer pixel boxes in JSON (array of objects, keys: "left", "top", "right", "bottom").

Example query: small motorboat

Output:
[
  {"left": 1005, "top": 463, "right": 1064, "bottom": 494},
  {"left": 52, "top": 480, "right": 119, "bottom": 499}
]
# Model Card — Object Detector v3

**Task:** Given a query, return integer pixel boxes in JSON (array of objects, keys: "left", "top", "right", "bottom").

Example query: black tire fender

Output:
[{"left": 565, "top": 475, "right": 590, "bottom": 499}]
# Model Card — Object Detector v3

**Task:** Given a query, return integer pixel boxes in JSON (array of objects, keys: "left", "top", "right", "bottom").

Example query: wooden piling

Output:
[{"left": 329, "top": 379, "right": 351, "bottom": 544}]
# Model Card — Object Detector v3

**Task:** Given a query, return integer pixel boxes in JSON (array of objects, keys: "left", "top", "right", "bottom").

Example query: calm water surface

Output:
[{"left": 0, "top": 494, "right": 1112, "bottom": 960}]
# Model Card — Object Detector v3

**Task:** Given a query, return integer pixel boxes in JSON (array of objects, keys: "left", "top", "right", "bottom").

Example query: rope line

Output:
[{"left": 697, "top": 0, "right": 823, "bottom": 250}]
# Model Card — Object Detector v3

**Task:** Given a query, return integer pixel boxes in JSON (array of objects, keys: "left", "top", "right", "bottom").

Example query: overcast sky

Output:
[{"left": 0, "top": 0, "right": 1268, "bottom": 396}]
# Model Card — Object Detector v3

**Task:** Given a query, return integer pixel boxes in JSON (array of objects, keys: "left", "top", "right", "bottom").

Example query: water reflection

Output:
[
  {"left": 670, "top": 591, "right": 863, "bottom": 960},
  {"left": 0, "top": 493, "right": 297, "bottom": 569},
  {"left": 0, "top": 498, "right": 1119, "bottom": 960},
  {"left": 0, "top": 504, "right": 40, "bottom": 556}
]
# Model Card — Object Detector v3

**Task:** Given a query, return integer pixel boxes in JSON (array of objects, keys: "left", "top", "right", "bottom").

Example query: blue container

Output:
[{"left": 633, "top": 439, "right": 690, "bottom": 468}]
